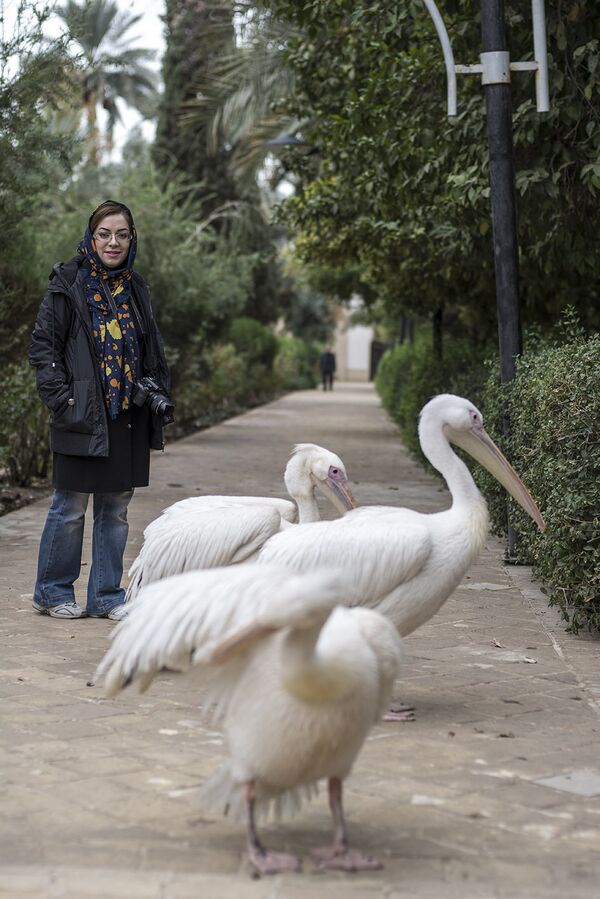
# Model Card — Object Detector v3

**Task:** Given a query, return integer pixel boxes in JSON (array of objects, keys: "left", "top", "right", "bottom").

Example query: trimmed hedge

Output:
[
  {"left": 376, "top": 325, "right": 600, "bottom": 633},
  {"left": 1, "top": 326, "right": 320, "bottom": 491},
  {"left": 274, "top": 335, "right": 320, "bottom": 390},
  {"left": 376, "top": 332, "right": 491, "bottom": 457},
  {"left": 0, "top": 363, "right": 50, "bottom": 486}
]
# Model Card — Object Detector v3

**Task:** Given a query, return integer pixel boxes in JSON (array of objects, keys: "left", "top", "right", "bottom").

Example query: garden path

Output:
[{"left": 1, "top": 383, "right": 599, "bottom": 898}]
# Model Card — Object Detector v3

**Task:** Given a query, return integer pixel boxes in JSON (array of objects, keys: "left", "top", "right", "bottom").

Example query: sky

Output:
[{"left": 121, "top": 0, "right": 166, "bottom": 56}]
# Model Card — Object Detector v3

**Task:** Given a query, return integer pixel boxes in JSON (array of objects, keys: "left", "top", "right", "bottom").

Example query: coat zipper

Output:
[
  {"left": 49, "top": 276, "right": 109, "bottom": 451},
  {"left": 51, "top": 269, "right": 166, "bottom": 453}
]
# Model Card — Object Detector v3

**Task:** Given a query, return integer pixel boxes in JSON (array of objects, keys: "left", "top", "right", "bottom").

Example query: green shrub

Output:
[
  {"left": 274, "top": 336, "right": 319, "bottom": 390},
  {"left": 228, "top": 317, "right": 279, "bottom": 369},
  {"left": 376, "top": 320, "right": 600, "bottom": 634},
  {"left": 375, "top": 332, "right": 490, "bottom": 457},
  {"left": 173, "top": 339, "right": 280, "bottom": 434},
  {"left": 0, "top": 362, "right": 50, "bottom": 485},
  {"left": 474, "top": 331, "right": 600, "bottom": 634}
]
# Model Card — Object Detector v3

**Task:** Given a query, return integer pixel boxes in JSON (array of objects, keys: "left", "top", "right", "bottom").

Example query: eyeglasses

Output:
[{"left": 94, "top": 230, "right": 132, "bottom": 244}]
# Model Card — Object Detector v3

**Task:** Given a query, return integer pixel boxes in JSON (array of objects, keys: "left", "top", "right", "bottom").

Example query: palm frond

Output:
[
  {"left": 180, "top": 13, "right": 299, "bottom": 180},
  {"left": 54, "top": 0, "right": 159, "bottom": 161}
]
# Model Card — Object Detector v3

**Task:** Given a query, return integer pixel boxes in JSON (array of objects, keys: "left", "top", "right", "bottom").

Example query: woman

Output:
[{"left": 28, "top": 200, "right": 172, "bottom": 620}]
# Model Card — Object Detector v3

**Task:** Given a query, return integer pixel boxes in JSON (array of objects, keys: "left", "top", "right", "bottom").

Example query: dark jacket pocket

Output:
[{"left": 51, "top": 379, "right": 96, "bottom": 434}]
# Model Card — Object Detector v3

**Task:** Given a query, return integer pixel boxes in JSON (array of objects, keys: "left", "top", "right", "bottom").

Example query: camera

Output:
[{"left": 132, "top": 376, "right": 175, "bottom": 425}]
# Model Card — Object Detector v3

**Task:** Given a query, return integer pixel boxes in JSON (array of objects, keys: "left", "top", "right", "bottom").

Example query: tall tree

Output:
[
  {"left": 267, "top": 0, "right": 600, "bottom": 336},
  {"left": 154, "top": 0, "right": 239, "bottom": 215},
  {"left": 56, "top": 0, "right": 158, "bottom": 164},
  {"left": 0, "top": 2, "right": 79, "bottom": 361},
  {"left": 180, "top": 2, "right": 300, "bottom": 187}
]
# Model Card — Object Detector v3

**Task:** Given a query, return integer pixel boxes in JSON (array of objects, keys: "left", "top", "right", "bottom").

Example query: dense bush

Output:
[
  {"left": 375, "top": 324, "right": 600, "bottom": 633},
  {"left": 0, "top": 363, "right": 51, "bottom": 485},
  {"left": 228, "top": 317, "right": 279, "bottom": 370},
  {"left": 0, "top": 6, "right": 79, "bottom": 365},
  {"left": 274, "top": 336, "right": 320, "bottom": 390},
  {"left": 164, "top": 327, "right": 316, "bottom": 436},
  {"left": 474, "top": 329, "right": 600, "bottom": 634},
  {"left": 376, "top": 332, "right": 490, "bottom": 457},
  {"left": 174, "top": 343, "right": 254, "bottom": 431}
]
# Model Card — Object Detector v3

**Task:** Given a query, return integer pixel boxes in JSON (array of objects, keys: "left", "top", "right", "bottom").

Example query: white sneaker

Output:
[
  {"left": 106, "top": 604, "right": 128, "bottom": 621},
  {"left": 32, "top": 600, "right": 86, "bottom": 619}
]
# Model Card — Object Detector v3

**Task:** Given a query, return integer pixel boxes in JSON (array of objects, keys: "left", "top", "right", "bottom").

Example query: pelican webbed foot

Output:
[
  {"left": 311, "top": 776, "right": 383, "bottom": 871},
  {"left": 310, "top": 844, "right": 382, "bottom": 872},
  {"left": 245, "top": 780, "right": 302, "bottom": 876},
  {"left": 247, "top": 843, "right": 302, "bottom": 876}
]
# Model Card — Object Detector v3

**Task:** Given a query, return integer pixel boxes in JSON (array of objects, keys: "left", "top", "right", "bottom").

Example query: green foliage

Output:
[
  {"left": 175, "top": 328, "right": 289, "bottom": 434},
  {"left": 267, "top": 0, "right": 600, "bottom": 335},
  {"left": 474, "top": 327, "right": 600, "bottom": 634},
  {"left": 274, "top": 335, "right": 319, "bottom": 389},
  {"left": 154, "top": 0, "right": 238, "bottom": 215},
  {"left": 179, "top": 2, "right": 299, "bottom": 186},
  {"left": 228, "top": 316, "right": 279, "bottom": 368},
  {"left": 376, "top": 315, "right": 600, "bottom": 633},
  {"left": 174, "top": 343, "right": 253, "bottom": 430},
  {"left": 154, "top": 2, "right": 295, "bottom": 329},
  {"left": 0, "top": 363, "right": 51, "bottom": 485},
  {"left": 0, "top": 3, "right": 80, "bottom": 363},
  {"left": 55, "top": 0, "right": 158, "bottom": 162},
  {"left": 279, "top": 254, "right": 336, "bottom": 343},
  {"left": 376, "top": 336, "right": 442, "bottom": 456},
  {"left": 376, "top": 332, "right": 491, "bottom": 456},
  {"left": 34, "top": 161, "right": 258, "bottom": 390}
]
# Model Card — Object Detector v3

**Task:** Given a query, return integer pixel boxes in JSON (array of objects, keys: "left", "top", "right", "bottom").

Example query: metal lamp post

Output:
[{"left": 423, "top": 0, "right": 550, "bottom": 558}]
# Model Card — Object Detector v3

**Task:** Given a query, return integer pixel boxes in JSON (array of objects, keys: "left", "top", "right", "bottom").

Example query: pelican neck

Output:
[
  {"left": 419, "top": 416, "right": 482, "bottom": 511},
  {"left": 294, "top": 492, "right": 321, "bottom": 523}
]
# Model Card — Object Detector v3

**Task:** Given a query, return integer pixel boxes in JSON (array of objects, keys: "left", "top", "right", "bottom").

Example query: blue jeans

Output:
[{"left": 33, "top": 489, "right": 134, "bottom": 615}]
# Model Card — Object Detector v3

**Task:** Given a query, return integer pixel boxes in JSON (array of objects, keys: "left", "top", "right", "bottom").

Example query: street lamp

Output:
[{"left": 423, "top": 0, "right": 550, "bottom": 559}]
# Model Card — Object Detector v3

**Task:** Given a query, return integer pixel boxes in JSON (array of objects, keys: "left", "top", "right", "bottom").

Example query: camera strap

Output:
[
  {"left": 129, "top": 292, "right": 146, "bottom": 339},
  {"left": 100, "top": 282, "right": 122, "bottom": 333}
]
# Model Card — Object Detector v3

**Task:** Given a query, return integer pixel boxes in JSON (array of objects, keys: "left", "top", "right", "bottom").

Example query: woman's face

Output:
[{"left": 93, "top": 213, "right": 132, "bottom": 268}]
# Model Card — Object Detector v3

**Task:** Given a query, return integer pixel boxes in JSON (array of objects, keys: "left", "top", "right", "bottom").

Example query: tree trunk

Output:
[
  {"left": 432, "top": 307, "right": 443, "bottom": 361},
  {"left": 85, "top": 94, "right": 100, "bottom": 167},
  {"left": 399, "top": 316, "right": 407, "bottom": 344}
]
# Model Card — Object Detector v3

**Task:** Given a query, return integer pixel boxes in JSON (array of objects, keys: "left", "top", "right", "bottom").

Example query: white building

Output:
[{"left": 332, "top": 296, "right": 374, "bottom": 382}]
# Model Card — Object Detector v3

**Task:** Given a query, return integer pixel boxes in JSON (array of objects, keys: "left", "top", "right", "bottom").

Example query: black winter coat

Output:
[{"left": 28, "top": 256, "right": 172, "bottom": 458}]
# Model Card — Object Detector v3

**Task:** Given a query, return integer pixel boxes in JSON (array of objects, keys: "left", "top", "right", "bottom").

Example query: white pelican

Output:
[
  {"left": 126, "top": 444, "right": 355, "bottom": 601},
  {"left": 96, "top": 564, "right": 402, "bottom": 875},
  {"left": 258, "top": 394, "right": 545, "bottom": 641}
]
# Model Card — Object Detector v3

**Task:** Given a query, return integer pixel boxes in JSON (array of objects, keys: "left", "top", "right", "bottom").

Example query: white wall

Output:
[{"left": 333, "top": 296, "right": 374, "bottom": 381}]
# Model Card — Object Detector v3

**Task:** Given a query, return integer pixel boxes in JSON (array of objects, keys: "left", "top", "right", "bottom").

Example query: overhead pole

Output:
[
  {"left": 423, "top": 0, "right": 549, "bottom": 560},
  {"left": 480, "top": 0, "right": 522, "bottom": 558},
  {"left": 480, "top": 0, "right": 522, "bottom": 385}
]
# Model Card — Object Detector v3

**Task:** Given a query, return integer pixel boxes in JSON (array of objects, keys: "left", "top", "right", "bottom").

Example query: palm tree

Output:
[
  {"left": 56, "top": 0, "right": 158, "bottom": 164},
  {"left": 180, "top": 2, "right": 303, "bottom": 187}
]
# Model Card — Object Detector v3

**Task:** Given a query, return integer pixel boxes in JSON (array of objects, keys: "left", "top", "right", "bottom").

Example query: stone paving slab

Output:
[{"left": 1, "top": 383, "right": 599, "bottom": 898}]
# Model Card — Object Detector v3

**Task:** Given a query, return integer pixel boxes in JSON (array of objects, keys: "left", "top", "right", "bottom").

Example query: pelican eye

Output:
[{"left": 328, "top": 465, "right": 344, "bottom": 480}]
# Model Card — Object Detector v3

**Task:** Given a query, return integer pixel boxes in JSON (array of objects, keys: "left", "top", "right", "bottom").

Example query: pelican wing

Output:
[
  {"left": 126, "top": 505, "right": 284, "bottom": 601},
  {"left": 164, "top": 495, "right": 298, "bottom": 524},
  {"left": 258, "top": 506, "right": 433, "bottom": 608},
  {"left": 98, "top": 564, "right": 346, "bottom": 700}
]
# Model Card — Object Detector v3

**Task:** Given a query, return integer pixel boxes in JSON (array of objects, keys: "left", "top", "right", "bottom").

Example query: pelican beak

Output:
[
  {"left": 449, "top": 425, "right": 546, "bottom": 531},
  {"left": 311, "top": 472, "right": 357, "bottom": 514}
]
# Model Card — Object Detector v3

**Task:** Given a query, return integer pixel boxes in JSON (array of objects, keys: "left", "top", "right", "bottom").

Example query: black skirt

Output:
[{"left": 53, "top": 403, "right": 151, "bottom": 493}]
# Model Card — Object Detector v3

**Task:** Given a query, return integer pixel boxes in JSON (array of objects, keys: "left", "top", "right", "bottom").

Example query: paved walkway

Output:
[{"left": 1, "top": 383, "right": 599, "bottom": 899}]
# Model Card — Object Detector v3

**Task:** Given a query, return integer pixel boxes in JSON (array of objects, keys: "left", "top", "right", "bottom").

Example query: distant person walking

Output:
[
  {"left": 28, "top": 200, "right": 173, "bottom": 620},
  {"left": 319, "top": 346, "right": 336, "bottom": 391}
]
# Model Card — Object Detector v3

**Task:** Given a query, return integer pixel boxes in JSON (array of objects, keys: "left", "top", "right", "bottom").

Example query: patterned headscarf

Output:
[{"left": 78, "top": 201, "right": 141, "bottom": 419}]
